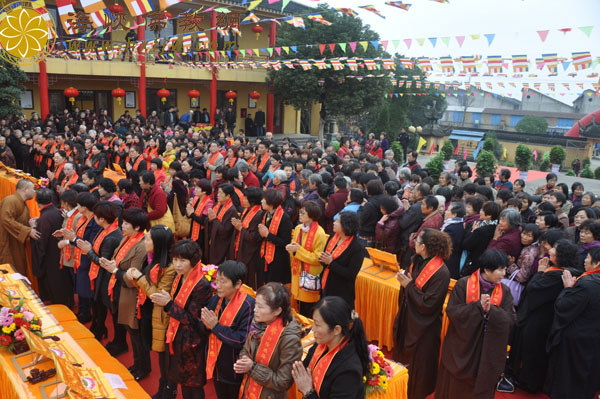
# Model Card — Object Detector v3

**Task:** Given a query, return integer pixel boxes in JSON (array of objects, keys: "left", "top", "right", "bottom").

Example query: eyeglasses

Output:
[{"left": 415, "top": 240, "right": 423, "bottom": 245}]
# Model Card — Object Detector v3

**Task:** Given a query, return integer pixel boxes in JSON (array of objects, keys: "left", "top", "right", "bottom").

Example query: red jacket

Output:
[
  {"left": 324, "top": 188, "right": 349, "bottom": 234},
  {"left": 244, "top": 171, "right": 260, "bottom": 188},
  {"left": 141, "top": 185, "right": 168, "bottom": 221}
]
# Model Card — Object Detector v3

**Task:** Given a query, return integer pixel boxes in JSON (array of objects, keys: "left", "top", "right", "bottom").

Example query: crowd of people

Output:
[{"left": 0, "top": 108, "right": 599, "bottom": 399}]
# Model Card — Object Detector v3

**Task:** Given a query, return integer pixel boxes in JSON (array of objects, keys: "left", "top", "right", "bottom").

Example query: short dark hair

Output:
[
  {"left": 317, "top": 183, "right": 330, "bottom": 200},
  {"left": 140, "top": 170, "right": 155, "bottom": 185},
  {"left": 117, "top": 178, "right": 134, "bottom": 193},
  {"left": 218, "top": 183, "right": 235, "bottom": 197},
  {"left": 122, "top": 207, "right": 148, "bottom": 230},
  {"left": 463, "top": 183, "right": 478, "bottom": 195},
  {"left": 245, "top": 186, "right": 262, "bottom": 207},
  {"left": 338, "top": 211, "right": 359, "bottom": 236},
  {"left": 76, "top": 192, "right": 99, "bottom": 211},
  {"left": 334, "top": 176, "right": 347, "bottom": 190},
  {"left": 196, "top": 178, "right": 212, "bottom": 195},
  {"left": 587, "top": 246, "right": 600, "bottom": 264},
  {"left": 459, "top": 165, "right": 473, "bottom": 178},
  {"left": 217, "top": 260, "right": 247, "bottom": 285},
  {"left": 549, "top": 191, "right": 566, "bottom": 206},
  {"left": 263, "top": 188, "right": 284, "bottom": 207},
  {"left": 546, "top": 173, "right": 557, "bottom": 182},
  {"left": 422, "top": 195, "right": 439, "bottom": 210},
  {"left": 500, "top": 168, "right": 511, "bottom": 179},
  {"left": 366, "top": 179, "right": 384, "bottom": 196},
  {"left": 465, "top": 196, "right": 484, "bottom": 213},
  {"left": 150, "top": 158, "right": 163, "bottom": 169},
  {"left": 349, "top": 188, "right": 363, "bottom": 204},
  {"left": 302, "top": 200, "right": 322, "bottom": 221},
  {"left": 507, "top": 198, "right": 522, "bottom": 210},
  {"left": 171, "top": 239, "right": 202, "bottom": 266},
  {"left": 538, "top": 211, "right": 559, "bottom": 229},
  {"left": 98, "top": 177, "right": 116, "bottom": 193},
  {"left": 380, "top": 196, "right": 399, "bottom": 214},
  {"left": 554, "top": 239, "right": 580, "bottom": 269},
  {"left": 540, "top": 228, "right": 565, "bottom": 246},
  {"left": 482, "top": 201, "right": 502, "bottom": 220},
  {"left": 479, "top": 249, "right": 509, "bottom": 272},
  {"left": 93, "top": 201, "right": 119, "bottom": 223},
  {"left": 60, "top": 189, "right": 78, "bottom": 208},
  {"left": 497, "top": 190, "right": 514, "bottom": 203},
  {"left": 449, "top": 202, "right": 466, "bottom": 218},
  {"left": 35, "top": 188, "right": 53, "bottom": 205},
  {"left": 522, "top": 223, "right": 540, "bottom": 241},
  {"left": 256, "top": 282, "right": 292, "bottom": 323},
  {"left": 514, "top": 178, "right": 525, "bottom": 187},
  {"left": 580, "top": 220, "right": 600, "bottom": 240}
]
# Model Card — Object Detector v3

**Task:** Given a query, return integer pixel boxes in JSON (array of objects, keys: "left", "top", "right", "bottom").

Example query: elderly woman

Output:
[
  {"left": 319, "top": 212, "right": 364, "bottom": 309},
  {"left": 487, "top": 208, "right": 522, "bottom": 260},
  {"left": 507, "top": 238, "right": 579, "bottom": 393},
  {"left": 578, "top": 219, "right": 600, "bottom": 271},
  {"left": 436, "top": 249, "right": 516, "bottom": 399},
  {"left": 394, "top": 229, "right": 451, "bottom": 399},
  {"left": 506, "top": 223, "right": 540, "bottom": 285},
  {"left": 545, "top": 246, "right": 600, "bottom": 399},
  {"left": 272, "top": 169, "right": 289, "bottom": 201},
  {"left": 286, "top": 201, "right": 326, "bottom": 316},
  {"left": 259, "top": 188, "right": 293, "bottom": 284}
]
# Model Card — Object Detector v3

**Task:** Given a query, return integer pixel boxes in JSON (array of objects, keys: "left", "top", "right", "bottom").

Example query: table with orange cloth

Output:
[
  {"left": 355, "top": 259, "right": 455, "bottom": 352},
  {"left": 0, "top": 264, "right": 149, "bottom": 399},
  {"left": 104, "top": 169, "right": 126, "bottom": 185},
  {"left": 0, "top": 170, "right": 40, "bottom": 217}
]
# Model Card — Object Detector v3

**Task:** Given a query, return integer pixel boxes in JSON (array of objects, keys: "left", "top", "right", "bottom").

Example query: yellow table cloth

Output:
[{"left": 0, "top": 171, "right": 40, "bottom": 217}]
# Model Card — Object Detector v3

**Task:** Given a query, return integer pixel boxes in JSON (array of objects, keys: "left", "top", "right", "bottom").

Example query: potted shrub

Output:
[
  {"left": 425, "top": 155, "right": 445, "bottom": 183},
  {"left": 549, "top": 146, "right": 566, "bottom": 174},
  {"left": 515, "top": 144, "right": 533, "bottom": 182},
  {"left": 475, "top": 150, "right": 497, "bottom": 177},
  {"left": 440, "top": 140, "right": 454, "bottom": 171}
]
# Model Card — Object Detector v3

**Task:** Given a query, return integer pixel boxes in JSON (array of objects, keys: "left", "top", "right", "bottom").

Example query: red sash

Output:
[
  {"left": 108, "top": 232, "right": 145, "bottom": 301},
  {"left": 47, "top": 142, "right": 57, "bottom": 167},
  {"left": 466, "top": 269, "right": 503, "bottom": 306},
  {"left": 136, "top": 264, "right": 160, "bottom": 319},
  {"left": 322, "top": 234, "right": 354, "bottom": 289},
  {"left": 132, "top": 155, "right": 143, "bottom": 171},
  {"left": 206, "top": 152, "right": 220, "bottom": 180},
  {"left": 239, "top": 317, "right": 285, "bottom": 399},
  {"left": 411, "top": 256, "right": 445, "bottom": 290},
  {"left": 191, "top": 195, "right": 211, "bottom": 241},
  {"left": 61, "top": 173, "right": 78, "bottom": 189},
  {"left": 215, "top": 199, "right": 234, "bottom": 222},
  {"left": 206, "top": 288, "right": 248, "bottom": 379},
  {"left": 89, "top": 220, "right": 120, "bottom": 290},
  {"left": 575, "top": 268, "right": 600, "bottom": 283},
  {"left": 228, "top": 157, "right": 238, "bottom": 168},
  {"left": 261, "top": 207, "right": 284, "bottom": 267},
  {"left": 233, "top": 186, "right": 246, "bottom": 208},
  {"left": 165, "top": 263, "right": 206, "bottom": 354},
  {"left": 308, "top": 338, "right": 349, "bottom": 395},
  {"left": 289, "top": 180, "right": 296, "bottom": 193},
  {"left": 543, "top": 266, "right": 563, "bottom": 274},
  {"left": 235, "top": 205, "right": 262, "bottom": 257},
  {"left": 292, "top": 222, "right": 319, "bottom": 275},
  {"left": 72, "top": 215, "right": 92, "bottom": 272},
  {"left": 54, "top": 161, "right": 66, "bottom": 180},
  {"left": 61, "top": 209, "right": 79, "bottom": 270},
  {"left": 253, "top": 153, "right": 270, "bottom": 173}
]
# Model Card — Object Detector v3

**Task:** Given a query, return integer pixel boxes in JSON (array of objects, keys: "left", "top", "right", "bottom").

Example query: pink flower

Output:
[
  {"left": 1, "top": 315, "right": 13, "bottom": 327},
  {"left": 14, "top": 329, "right": 25, "bottom": 341},
  {"left": 21, "top": 311, "right": 34, "bottom": 322}
]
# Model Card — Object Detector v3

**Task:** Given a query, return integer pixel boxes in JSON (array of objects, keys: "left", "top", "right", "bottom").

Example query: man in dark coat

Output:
[
  {"left": 32, "top": 189, "right": 73, "bottom": 306},
  {"left": 357, "top": 179, "right": 386, "bottom": 248},
  {"left": 324, "top": 177, "right": 349, "bottom": 234},
  {"left": 225, "top": 107, "right": 236, "bottom": 132},
  {"left": 244, "top": 113, "right": 255, "bottom": 137},
  {"left": 254, "top": 107, "right": 265, "bottom": 137}
]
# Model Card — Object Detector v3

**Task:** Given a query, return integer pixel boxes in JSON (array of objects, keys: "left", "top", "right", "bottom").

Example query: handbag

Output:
[
  {"left": 501, "top": 269, "right": 524, "bottom": 306},
  {"left": 299, "top": 270, "right": 321, "bottom": 292},
  {"left": 172, "top": 193, "right": 191, "bottom": 238}
]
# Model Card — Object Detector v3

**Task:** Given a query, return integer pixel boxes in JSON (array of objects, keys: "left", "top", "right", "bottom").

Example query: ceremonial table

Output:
[
  {"left": 355, "top": 259, "right": 455, "bottom": 352},
  {"left": 0, "top": 170, "right": 40, "bottom": 217},
  {"left": 0, "top": 264, "right": 150, "bottom": 399},
  {"left": 104, "top": 170, "right": 126, "bottom": 185}
]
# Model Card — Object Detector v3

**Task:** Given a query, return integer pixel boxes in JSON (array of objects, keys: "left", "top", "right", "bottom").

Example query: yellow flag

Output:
[
  {"left": 503, "top": 147, "right": 507, "bottom": 159},
  {"left": 417, "top": 137, "right": 427, "bottom": 153},
  {"left": 247, "top": 0, "right": 262, "bottom": 11}
]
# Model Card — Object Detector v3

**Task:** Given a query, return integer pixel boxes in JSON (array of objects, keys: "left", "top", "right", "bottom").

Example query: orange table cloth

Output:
[
  {"left": 104, "top": 170, "right": 126, "bottom": 185},
  {"left": 0, "top": 171, "right": 40, "bottom": 217},
  {"left": 355, "top": 260, "right": 454, "bottom": 352}
]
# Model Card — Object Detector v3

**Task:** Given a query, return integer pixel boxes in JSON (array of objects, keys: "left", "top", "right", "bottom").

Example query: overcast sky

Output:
[{"left": 295, "top": 0, "right": 600, "bottom": 105}]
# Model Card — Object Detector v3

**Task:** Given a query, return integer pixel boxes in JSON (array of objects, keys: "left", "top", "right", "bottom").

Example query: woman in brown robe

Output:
[
  {"left": 393, "top": 228, "right": 451, "bottom": 399},
  {"left": 205, "top": 183, "right": 238, "bottom": 265},
  {"left": 436, "top": 249, "right": 516, "bottom": 399},
  {"left": 231, "top": 186, "right": 264, "bottom": 289}
]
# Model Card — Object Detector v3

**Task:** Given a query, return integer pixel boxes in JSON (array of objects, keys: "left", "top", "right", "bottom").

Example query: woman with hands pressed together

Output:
[
  {"left": 186, "top": 178, "right": 213, "bottom": 247},
  {"left": 319, "top": 212, "right": 364, "bottom": 309},
  {"left": 205, "top": 183, "right": 237, "bottom": 265},
  {"left": 258, "top": 189, "right": 292, "bottom": 285},
  {"left": 292, "top": 296, "right": 369, "bottom": 399},
  {"left": 127, "top": 225, "right": 176, "bottom": 397},
  {"left": 96, "top": 208, "right": 147, "bottom": 378},
  {"left": 393, "top": 229, "right": 452, "bottom": 399},
  {"left": 150, "top": 239, "right": 213, "bottom": 399},
  {"left": 236, "top": 282, "right": 302, "bottom": 399}
]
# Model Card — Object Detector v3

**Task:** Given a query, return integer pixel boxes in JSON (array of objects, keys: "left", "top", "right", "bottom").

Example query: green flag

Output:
[{"left": 543, "top": 151, "right": 549, "bottom": 160}]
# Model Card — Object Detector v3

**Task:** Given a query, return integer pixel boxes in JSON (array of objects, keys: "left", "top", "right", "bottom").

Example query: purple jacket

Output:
[{"left": 487, "top": 227, "right": 522, "bottom": 259}]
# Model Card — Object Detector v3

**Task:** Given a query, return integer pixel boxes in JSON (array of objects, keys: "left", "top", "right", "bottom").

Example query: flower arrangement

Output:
[
  {"left": 202, "top": 264, "right": 219, "bottom": 288},
  {"left": 0, "top": 297, "right": 42, "bottom": 353},
  {"left": 364, "top": 344, "right": 393, "bottom": 395},
  {"left": 37, "top": 178, "right": 49, "bottom": 189}
]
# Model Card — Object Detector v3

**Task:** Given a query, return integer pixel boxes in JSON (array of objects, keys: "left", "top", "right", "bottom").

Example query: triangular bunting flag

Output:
[
  {"left": 380, "top": 40, "right": 388, "bottom": 50},
  {"left": 558, "top": 28, "right": 571, "bottom": 35},
  {"left": 319, "top": 44, "right": 326, "bottom": 55},
  {"left": 470, "top": 34, "right": 480, "bottom": 40},
  {"left": 392, "top": 39, "right": 400, "bottom": 49},
  {"left": 267, "top": 47, "right": 273, "bottom": 56},
  {"left": 537, "top": 30, "right": 549, "bottom": 42},
  {"left": 456, "top": 36, "right": 465, "bottom": 47},
  {"left": 562, "top": 61, "right": 571, "bottom": 70},
  {"left": 404, "top": 38, "right": 412, "bottom": 49},
  {"left": 275, "top": 47, "right": 281, "bottom": 55},
  {"left": 281, "top": 46, "right": 288, "bottom": 54},
  {"left": 370, "top": 40, "right": 379, "bottom": 50},
  {"left": 338, "top": 42, "right": 347, "bottom": 52},
  {"left": 416, "top": 38, "right": 425, "bottom": 46},
  {"left": 349, "top": 42, "right": 357, "bottom": 52},
  {"left": 484, "top": 33, "right": 495, "bottom": 46},
  {"left": 579, "top": 26, "right": 593, "bottom": 37},
  {"left": 328, "top": 43, "right": 336, "bottom": 53},
  {"left": 281, "top": 0, "right": 290, "bottom": 11},
  {"left": 290, "top": 45, "right": 297, "bottom": 52},
  {"left": 359, "top": 41, "right": 368, "bottom": 51},
  {"left": 247, "top": 0, "right": 262, "bottom": 11},
  {"left": 441, "top": 37, "right": 450, "bottom": 46},
  {"left": 428, "top": 37, "right": 437, "bottom": 47}
]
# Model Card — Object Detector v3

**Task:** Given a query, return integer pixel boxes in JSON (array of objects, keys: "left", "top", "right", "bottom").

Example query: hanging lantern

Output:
[
  {"left": 157, "top": 88, "right": 170, "bottom": 104},
  {"left": 252, "top": 24, "right": 263, "bottom": 40},
  {"left": 249, "top": 91, "right": 260, "bottom": 100},
  {"left": 187, "top": 89, "right": 200, "bottom": 99},
  {"left": 225, "top": 90, "right": 237, "bottom": 105},
  {"left": 64, "top": 87, "right": 79, "bottom": 105},
  {"left": 109, "top": 3, "right": 124, "bottom": 13},
  {"left": 163, "top": 11, "right": 172, "bottom": 19},
  {"left": 111, "top": 88, "right": 126, "bottom": 105}
]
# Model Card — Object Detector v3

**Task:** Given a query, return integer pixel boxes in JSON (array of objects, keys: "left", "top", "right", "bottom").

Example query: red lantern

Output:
[
  {"left": 109, "top": 3, "right": 124, "bottom": 13},
  {"left": 249, "top": 91, "right": 260, "bottom": 100},
  {"left": 225, "top": 90, "right": 237, "bottom": 105},
  {"left": 252, "top": 24, "right": 263, "bottom": 39},
  {"left": 163, "top": 11, "right": 172, "bottom": 19},
  {"left": 64, "top": 87, "right": 79, "bottom": 105},
  {"left": 157, "top": 88, "right": 170, "bottom": 104},
  {"left": 112, "top": 88, "right": 126, "bottom": 105},
  {"left": 187, "top": 89, "right": 200, "bottom": 99}
]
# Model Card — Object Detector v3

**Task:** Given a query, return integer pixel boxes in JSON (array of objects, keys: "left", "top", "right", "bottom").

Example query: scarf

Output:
[{"left": 441, "top": 217, "right": 463, "bottom": 232}]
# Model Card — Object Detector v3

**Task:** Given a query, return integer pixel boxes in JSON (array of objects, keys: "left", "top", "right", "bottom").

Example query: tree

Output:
[
  {"left": 515, "top": 115, "right": 548, "bottom": 134},
  {"left": 0, "top": 59, "right": 28, "bottom": 119},
  {"left": 475, "top": 150, "right": 497, "bottom": 177},
  {"left": 483, "top": 132, "right": 503, "bottom": 160},
  {"left": 425, "top": 155, "right": 445, "bottom": 182},
  {"left": 268, "top": 4, "right": 390, "bottom": 135},
  {"left": 515, "top": 144, "right": 533, "bottom": 171},
  {"left": 440, "top": 140, "right": 454, "bottom": 161},
  {"left": 549, "top": 145, "right": 567, "bottom": 166}
]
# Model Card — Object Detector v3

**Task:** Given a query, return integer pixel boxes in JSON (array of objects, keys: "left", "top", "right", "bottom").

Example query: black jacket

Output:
[
  {"left": 442, "top": 222, "right": 465, "bottom": 279},
  {"left": 86, "top": 229, "right": 124, "bottom": 308},
  {"left": 461, "top": 223, "right": 496, "bottom": 277},
  {"left": 321, "top": 237, "right": 365, "bottom": 309},
  {"left": 303, "top": 340, "right": 365, "bottom": 399},
  {"left": 357, "top": 194, "right": 385, "bottom": 238},
  {"left": 254, "top": 111, "right": 265, "bottom": 127}
]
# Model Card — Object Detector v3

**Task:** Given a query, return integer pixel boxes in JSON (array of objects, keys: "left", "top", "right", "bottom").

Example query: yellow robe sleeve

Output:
[{"left": 294, "top": 226, "right": 326, "bottom": 274}]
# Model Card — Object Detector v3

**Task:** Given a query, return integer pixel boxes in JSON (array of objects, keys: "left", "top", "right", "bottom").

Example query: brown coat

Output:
[
  {"left": 239, "top": 318, "right": 303, "bottom": 399},
  {"left": 115, "top": 239, "right": 147, "bottom": 329},
  {"left": 134, "top": 264, "right": 176, "bottom": 352},
  {"left": 0, "top": 193, "right": 31, "bottom": 275}
]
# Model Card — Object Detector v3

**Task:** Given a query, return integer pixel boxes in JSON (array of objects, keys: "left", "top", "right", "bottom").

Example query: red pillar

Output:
[
  {"left": 38, "top": 61, "right": 49, "bottom": 120},
  {"left": 267, "top": 21, "right": 276, "bottom": 133},
  {"left": 137, "top": 16, "right": 146, "bottom": 117},
  {"left": 210, "top": 11, "right": 218, "bottom": 125}
]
